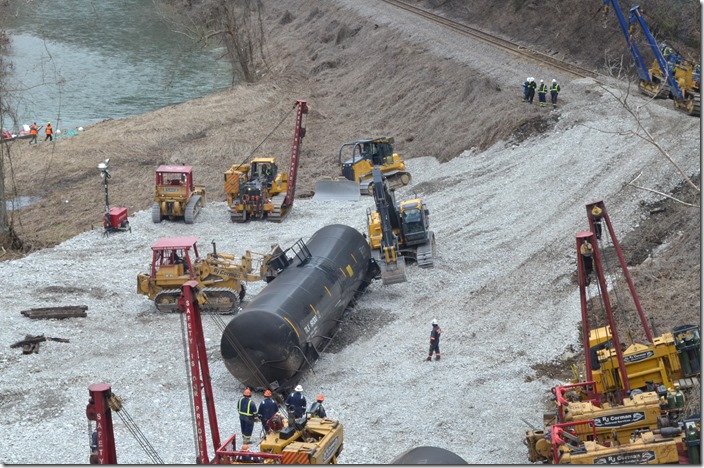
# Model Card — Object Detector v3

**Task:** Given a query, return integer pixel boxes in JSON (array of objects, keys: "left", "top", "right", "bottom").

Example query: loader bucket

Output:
[
  {"left": 313, "top": 179, "right": 361, "bottom": 201},
  {"left": 380, "top": 257, "right": 408, "bottom": 285}
]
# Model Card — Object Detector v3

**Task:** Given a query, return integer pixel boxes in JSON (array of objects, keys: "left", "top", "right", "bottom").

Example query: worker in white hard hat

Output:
[
  {"left": 285, "top": 384, "right": 307, "bottom": 418},
  {"left": 537, "top": 79, "right": 548, "bottom": 107},
  {"left": 426, "top": 319, "right": 442, "bottom": 361},
  {"left": 523, "top": 77, "right": 531, "bottom": 102},
  {"left": 526, "top": 77, "right": 537, "bottom": 104},
  {"left": 550, "top": 79, "right": 561, "bottom": 109}
]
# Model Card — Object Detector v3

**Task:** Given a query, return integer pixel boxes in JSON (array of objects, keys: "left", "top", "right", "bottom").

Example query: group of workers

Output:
[
  {"left": 523, "top": 77, "right": 561, "bottom": 108},
  {"left": 28, "top": 122, "right": 52, "bottom": 144},
  {"left": 236, "top": 384, "right": 327, "bottom": 446}
]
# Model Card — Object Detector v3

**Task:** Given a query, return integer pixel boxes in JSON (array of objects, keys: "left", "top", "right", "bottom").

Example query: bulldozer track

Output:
[
  {"left": 154, "top": 287, "right": 241, "bottom": 315},
  {"left": 381, "top": 0, "right": 602, "bottom": 82}
]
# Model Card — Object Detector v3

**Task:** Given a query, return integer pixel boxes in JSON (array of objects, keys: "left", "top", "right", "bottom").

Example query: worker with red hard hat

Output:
[
  {"left": 307, "top": 394, "right": 327, "bottom": 418},
  {"left": 257, "top": 389, "right": 279, "bottom": 432},
  {"left": 237, "top": 388, "right": 258, "bottom": 444}
]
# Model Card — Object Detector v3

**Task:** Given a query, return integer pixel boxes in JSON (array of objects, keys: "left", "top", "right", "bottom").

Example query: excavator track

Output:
[
  {"left": 154, "top": 287, "right": 241, "bottom": 314},
  {"left": 415, "top": 231, "right": 436, "bottom": 269},
  {"left": 184, "top": 195, "right": 203, "bottom": 224}
]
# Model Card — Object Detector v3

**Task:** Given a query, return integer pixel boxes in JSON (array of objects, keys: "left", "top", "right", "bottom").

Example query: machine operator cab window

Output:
[
  {"left": 172, "top": 250, "right": 190, "bottom": 275},
  {"left": 402, "top": 208, "right": 424, "bottom": 235}
]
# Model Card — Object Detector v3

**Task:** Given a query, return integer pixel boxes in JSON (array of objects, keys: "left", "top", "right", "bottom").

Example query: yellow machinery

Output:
[
  {"left": 151, "top": 165, "right": 206, "bottom": 224},
  {"left": 137, "top": 236, "right": 285, "bottom": 314},
  {"left": 259, "top": 414, "right": 344, "bottom": 464},
  {"left": 588, "top": 325, "right": 700, "bottom": 396},
  {"left": 314, "top": 137, "right": 411, "bottom": 200},
  {"left": 224, "top": 100, "right": 308, "bottom": 222},
  {"left": 366, "top": 167, "right": 434, "bottom": 284},
  {"left": 527, "top": 419, "right": 700, "bottom": 464}
]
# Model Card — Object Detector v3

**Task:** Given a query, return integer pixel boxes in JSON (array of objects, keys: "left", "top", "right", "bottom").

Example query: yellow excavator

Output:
[
  {"left": 366, "top": 167, "right": 435, "bottom": 285},
  {"left": 314, "top": 137, "right": 411, "bottom": 200}
]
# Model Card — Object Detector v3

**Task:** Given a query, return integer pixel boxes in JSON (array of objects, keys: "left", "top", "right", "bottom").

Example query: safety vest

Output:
[
  {"left": 46, "top": 125, "right": 52, "bottom": 135},
  {"left": 538, "top": 84, "right": 548, "bottom": 94},
  {"left": 550, "top": 83, "right": 560, "bottom": 92},
  {"left": 30, "top": 125, "right": 37, "bottom": 135},
  {"left": 238, "top": 397, "right": 256, "bottom": 417}
]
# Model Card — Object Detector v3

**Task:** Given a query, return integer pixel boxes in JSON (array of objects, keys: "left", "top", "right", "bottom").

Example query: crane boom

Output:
[{"left": 284, "top": 100, "right": 308, "bottom": 208}]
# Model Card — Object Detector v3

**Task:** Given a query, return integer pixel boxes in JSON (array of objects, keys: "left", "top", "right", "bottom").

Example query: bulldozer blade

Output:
[
  {"left": 313, "top": 179, "right": 361, "bottom": 201},
  {"left": 381, "top": 257, "right": 408, "bottom": 285}
]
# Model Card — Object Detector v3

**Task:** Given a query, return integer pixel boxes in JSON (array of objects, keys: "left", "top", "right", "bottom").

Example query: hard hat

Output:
[
  {"left": 295, "top": 384, "right": 303, "bottom": 392},
  {"left": 243, "top": 388, "right": 251, "bottom": 397},
  {"left": 317, "top": 394, "right": 324, "bottom": 402},
  {"left": 540, "top": 79, "right": 543, "bottom": 82},
  {"left": 78, "top": 126, "right": 84, "bottom": 131},
  {"left": 552, "top": 79, "right": 556, "bottom": 83},
  {"left": 526, "top": 77, "right": 530, "bottom": 81},
  {"left": 48, "top": 122, "right": 51, "bottom": 124},
  {"left": 431, "top": 319, "right": 438, "bottom": 325},
  {"left": 241, "top": 444, "right": 250, "bottom": 451},
  {"left": 264, "top": 389, "right": 272, "bottom": 397}
]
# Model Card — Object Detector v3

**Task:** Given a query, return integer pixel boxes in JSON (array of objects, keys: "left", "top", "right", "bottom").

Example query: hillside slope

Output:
[{"left": 0, "top": 0, "right": 700, "bottom": 464}]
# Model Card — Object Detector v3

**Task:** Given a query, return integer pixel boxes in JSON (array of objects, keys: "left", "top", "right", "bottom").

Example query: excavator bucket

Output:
[
  {"left": 380, "top": 257, "right": 408, "bottom": 285},
  {"left": 313, "top": 179, "right": 361, "bottom": 201}
]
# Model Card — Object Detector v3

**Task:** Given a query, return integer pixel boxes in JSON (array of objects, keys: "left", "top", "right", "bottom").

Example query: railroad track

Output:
[{"left": 381, "top": 0, "right": 602, "bottom": 81}]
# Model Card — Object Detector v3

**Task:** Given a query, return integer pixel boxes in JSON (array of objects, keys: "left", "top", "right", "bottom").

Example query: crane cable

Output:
[
  {"left": 113, "top": 406, "right": 165, "bottom": 464},
  {"left": 233, "top": 102, "right": 298, "bottom": 171}
]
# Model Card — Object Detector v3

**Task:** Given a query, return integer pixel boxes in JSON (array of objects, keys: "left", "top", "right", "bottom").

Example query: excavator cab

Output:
[{"left": 399, "top": 199, "right": 430, "bottom": 246}]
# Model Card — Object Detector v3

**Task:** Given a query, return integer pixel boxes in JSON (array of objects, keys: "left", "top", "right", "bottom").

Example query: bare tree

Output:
[
  {"left": 584, "top": 56, "right": 700, "bottom": 206},
  {"left": 159, "top": 0, "right": 269, "bottom": 84}
]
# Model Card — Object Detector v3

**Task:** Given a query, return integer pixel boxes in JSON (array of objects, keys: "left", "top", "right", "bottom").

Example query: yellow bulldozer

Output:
[
  {"left": 314, "top": 137, "right": 411, "bottom": 201},
  {"left": 137, "top": 236, "right": 286, "bottom": 314},
  {"left": 151, "top": 165, "right": 206, "bottom": 224}
]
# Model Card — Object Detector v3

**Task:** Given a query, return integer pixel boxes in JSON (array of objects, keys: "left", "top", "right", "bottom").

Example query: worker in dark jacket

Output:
[
  {"left": 537, "top": 80, "right": 548, "bottom": 107},
  {"left": 527, "top": 77, "right": 536, "bottom": 104},
  {"left": 426, "top": 319, "right": 442, "bottom": 361},
  {"left": 257, "top": 389, "right": 279, "bottom": 432},
  {"left": 307, "top": 394, "right": 327, "bottom": 418},
  {"left": 237, "top": 388, "right": 258, "bottom": 444},
  {"left": 285, "top": 385, "right": 307, "bottom": 418},
  {"left": 550, "top": 79, "right": 561, "bottom": 108},
  {"left": 523, "top": 77, "right": 531, "bottom": 102}
]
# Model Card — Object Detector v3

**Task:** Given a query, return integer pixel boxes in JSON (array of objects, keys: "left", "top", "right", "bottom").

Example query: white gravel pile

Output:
[{"left": 0, "top": 2, "right": 700, "bottom": 464}]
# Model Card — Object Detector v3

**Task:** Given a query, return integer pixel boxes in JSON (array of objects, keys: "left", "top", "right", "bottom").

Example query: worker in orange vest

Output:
[
  {"left": 29, "top": 123, "right": 38, "bottom": 145},
  {"left": 45, "top": 122, "right": 53, "bottom": 142}
]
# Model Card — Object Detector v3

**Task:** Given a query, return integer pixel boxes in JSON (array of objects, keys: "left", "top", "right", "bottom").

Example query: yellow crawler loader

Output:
[{"left": 137, "top": 236, "right": 285, "bottom": 314}]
